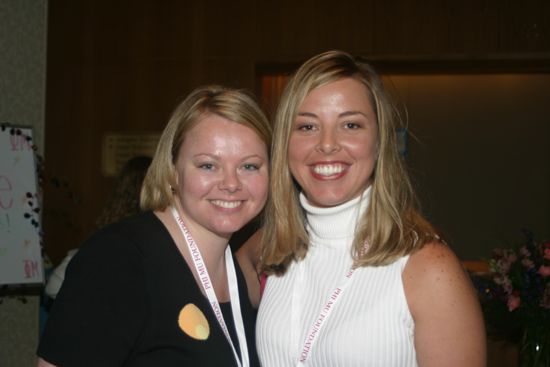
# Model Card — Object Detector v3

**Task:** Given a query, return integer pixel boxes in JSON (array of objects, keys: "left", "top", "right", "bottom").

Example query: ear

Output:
[{"left": 170, "top": 163, "right": 179, "bottom": 192}]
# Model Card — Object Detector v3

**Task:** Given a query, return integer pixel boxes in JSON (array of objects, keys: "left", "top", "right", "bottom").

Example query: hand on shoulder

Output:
[
  {"left": 403, "top": 242, "right": 486, "bottom": 367},
  {"left": 37, "top": 357, "right": 57, "bottom": 367},
  {"left": 235, "top": 229, "right": 263, "bottom": 308}
]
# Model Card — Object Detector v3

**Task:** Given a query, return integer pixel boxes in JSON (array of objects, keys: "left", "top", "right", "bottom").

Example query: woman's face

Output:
[
  {"left": 288, "top": 77, "right": 379, "bottom": 207},
  {"left": 174, "top": 114, "right": 269, "bottom": 239}
]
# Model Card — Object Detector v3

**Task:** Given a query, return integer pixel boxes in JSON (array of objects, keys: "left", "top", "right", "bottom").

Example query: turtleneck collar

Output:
[{"left": 299, "top": 186, "right": 371, "bottom": 244}]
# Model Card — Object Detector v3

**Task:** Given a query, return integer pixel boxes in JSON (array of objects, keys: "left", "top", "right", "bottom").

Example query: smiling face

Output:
[
  {"left": 174, "top": 114, "right": 269, "bottom": 239},
  {"left": 288, "top": 77, "right": 379, "bottom": 208}
]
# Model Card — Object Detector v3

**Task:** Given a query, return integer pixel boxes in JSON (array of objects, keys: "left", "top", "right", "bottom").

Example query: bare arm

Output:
[
  {"left": 235, "top": 229, "right": 263, "bottom": 308},
  {"left": 403, "top": 242, "right": 486, "bottom": 367}
]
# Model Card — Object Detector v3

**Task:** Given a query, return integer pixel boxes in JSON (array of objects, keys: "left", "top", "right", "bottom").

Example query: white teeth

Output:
[
  {"left": 210, "top": 200, "right": 242, "bottom": 209},
  {"left": 313, "top": 164, "right": 345, "bottom": 176}
]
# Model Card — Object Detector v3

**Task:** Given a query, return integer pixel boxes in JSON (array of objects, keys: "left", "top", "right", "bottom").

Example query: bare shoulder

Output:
[
  {"left": 403, "top": 242, "right": 486, "bottom": 367},
  {"left": 404, "top": 241, "right": 465, "bottom": 283},
  {"left": 403, "top": 241, "right": 477, "bottom": 316}
]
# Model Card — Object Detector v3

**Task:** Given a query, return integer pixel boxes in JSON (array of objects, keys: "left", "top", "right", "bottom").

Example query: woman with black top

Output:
[{"left": 37, "top": 85, "right": 271, "bottom": 367}]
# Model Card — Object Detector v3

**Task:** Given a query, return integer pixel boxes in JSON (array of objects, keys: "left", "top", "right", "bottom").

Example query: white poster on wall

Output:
[{"left": 0, "top": 124, "right": 43, "bottom": 285}]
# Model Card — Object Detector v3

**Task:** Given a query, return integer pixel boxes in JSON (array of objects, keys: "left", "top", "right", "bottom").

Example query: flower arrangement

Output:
[{"left": 473, "top": 230, "right": 550, "bottom": 366}]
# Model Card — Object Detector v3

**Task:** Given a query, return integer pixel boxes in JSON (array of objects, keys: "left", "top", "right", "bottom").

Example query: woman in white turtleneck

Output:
[{"left": 237, "top": 51, "right": 486, "bottom": 367}]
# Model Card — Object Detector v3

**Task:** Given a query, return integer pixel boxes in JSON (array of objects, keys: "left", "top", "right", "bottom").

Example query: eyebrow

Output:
[
  {"left": 192, "top": 153, "right": 266, "bottom": 161},
  {"left": 296, "top": 112, "right": 317, "bottom": 118},
  {"left": 296, "top": 110, "right": 368, "bottom": 118},
  {"left": 241, "top": 154, "right": 266, "bottom": 161},
  {"left": 340, "top": 111, "right": 368, "bottom": 118}
]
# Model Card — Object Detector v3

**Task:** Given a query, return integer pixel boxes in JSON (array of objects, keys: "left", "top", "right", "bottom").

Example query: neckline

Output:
[
  {"left": 300, "top": 186, "right": 371, "bottom": 243},
  {"left": 151, "top": 211, "right": 233, "bottom": 302}
]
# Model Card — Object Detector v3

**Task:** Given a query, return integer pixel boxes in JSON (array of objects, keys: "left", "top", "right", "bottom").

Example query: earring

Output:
[{"left": 169, "top": 185, "right": 176, "bottom": 193}]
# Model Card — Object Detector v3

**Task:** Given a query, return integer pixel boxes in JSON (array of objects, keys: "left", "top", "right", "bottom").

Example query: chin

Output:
[
  {"left": 211, "top": 223, "right": 247, "bottom": 238},
  {"left": 308, "top": 194, "right": 348, "bottom": 207}
]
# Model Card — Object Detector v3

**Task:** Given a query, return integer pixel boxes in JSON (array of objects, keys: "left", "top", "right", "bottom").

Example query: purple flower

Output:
[
  {"left": 493, "top": 250, "right": 517, "bottom": 273},
  {"left": 480, "top": 233, "right": 550, "bottom": 321},
  {"left": 522, "top": 258, "right": 535, "bottom": 270},
  {"left": 519, "top": 245, "right": 531, "bottom": 257}
]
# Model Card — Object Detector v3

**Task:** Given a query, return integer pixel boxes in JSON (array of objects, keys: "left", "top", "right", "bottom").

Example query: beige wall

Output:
[
  {"left": 386, "top": 73, "right": 550, "bottom": 259},
  {"left": 0, "top": 0, "right": 47, "bottom": 154},
  {"left": 0, "top": 1, "right": 48, "bottom": 366}
]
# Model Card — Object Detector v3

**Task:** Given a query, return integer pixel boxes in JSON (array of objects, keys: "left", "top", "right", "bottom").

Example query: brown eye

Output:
[
  {"left": 296, "top": 123, "right": 315, "bottom": 131},
  {"left": 344, "top": 122, "right": 361, "bottom": 129},
  {"left": 198, "top": 163, "right": 214, "bottom": 170},
  {"left": 243, "top": 163, "right": 260, "bottom": 171}
]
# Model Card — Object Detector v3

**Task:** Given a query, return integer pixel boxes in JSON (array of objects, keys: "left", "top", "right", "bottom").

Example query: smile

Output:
[
  {"left": 312, "top": 163, "right": 346, "bottom": 177},
  {"left": 210, "top": 200, "right": 243, "bottom": 209}
]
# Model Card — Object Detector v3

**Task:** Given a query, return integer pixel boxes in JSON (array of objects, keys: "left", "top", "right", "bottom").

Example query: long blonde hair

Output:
[
  {"left": 262, "top": 50, "right": 438, "bottom": 275},
  {"left": 140, "top": 85, "right": 271, "bottom": 211}
]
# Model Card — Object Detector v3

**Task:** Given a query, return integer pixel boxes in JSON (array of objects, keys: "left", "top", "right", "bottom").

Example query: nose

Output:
[
  {"left": 316, "top": 128, "right": 340, "bottom": 154},
  {"left": 218, "top": 170, "right": 242, "bottom": 193}
]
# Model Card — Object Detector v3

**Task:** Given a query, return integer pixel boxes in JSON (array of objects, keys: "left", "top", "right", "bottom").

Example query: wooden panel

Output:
[
  {"left": 372, "top": 0, "right": 550, "bottom": 56},
  {"left": 43, "top": 0, "right": 550, "bottom": 265},
  {"left": 497, "top": 0, "right": 550, "bottom": 53},
  {"left": 308, "top": 0, "right": 376, "bottom": 56},
  {"left": 445, "top": 0, "right": 501, "bottom": 54},
  {"left": 372, "top": 0, "right": 452, "bottom": 55},
  {"left": 256, "top": 0, "right": 376, "bottom": 61},
  {"left": 44, "top": 0, "right": 98, "bottom": 264}
]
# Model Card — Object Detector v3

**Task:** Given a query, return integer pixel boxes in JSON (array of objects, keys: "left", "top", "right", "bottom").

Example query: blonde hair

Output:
[
  {"left": 262, "top": 50, "right": 438, "bottom": 275},
  {"left": 140, "top": 85, "right": 271, "bottom": 211}
]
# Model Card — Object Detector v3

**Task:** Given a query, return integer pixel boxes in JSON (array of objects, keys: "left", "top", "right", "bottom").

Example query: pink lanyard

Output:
[
  {"left": 171, "top": 207, "right": 249, "bottom": 367},
  {"left": 295, "top": 244, "right": 368, "bottom": 366}
]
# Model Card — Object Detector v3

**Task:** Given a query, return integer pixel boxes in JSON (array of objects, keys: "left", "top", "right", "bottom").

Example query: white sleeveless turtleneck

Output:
[{"left": 256, "top": 188, "right": 418, "bottom": 367}]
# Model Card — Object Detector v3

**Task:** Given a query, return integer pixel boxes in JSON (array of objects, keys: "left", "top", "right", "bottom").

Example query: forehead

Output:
[
  {"left": 181, "top": 114, "right": 266, "bottom": 151},
  {"left": 299, "top": 78, "right": 374, "bottom": 112}
]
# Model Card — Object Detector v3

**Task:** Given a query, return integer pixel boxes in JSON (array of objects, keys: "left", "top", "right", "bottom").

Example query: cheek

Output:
[
  {"left": 287, "top": 160, "right": 304, "bottom": 188},
  {"left": 364, "top": 144, "right": 378, "bottom": 162},
  {"left": 251, "top": 174, "right": 269, "bottom": 200},
  {"left": 347, "top": 136, "right": 378, "bottom": 162},
  {"left": 288, "top": 136, "right": 309, "bottom": 162},
  {"left": 179, "top": 171, "right": 213, "bottom": 195}
]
